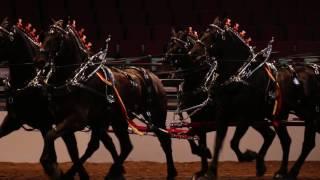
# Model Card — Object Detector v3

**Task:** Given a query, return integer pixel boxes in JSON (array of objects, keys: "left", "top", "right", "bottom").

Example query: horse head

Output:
[
  {"left": 0, "top": 17, "right": 40, "bottom": 89},
  {"left": 188, "top": 17, "right": 255, "bottom": 84},
  {"left": 37, "top": 19, "right": 89, "bottom": 86},
  {"left": 164, "top": 27, "right": 199, "bottom": 70}
]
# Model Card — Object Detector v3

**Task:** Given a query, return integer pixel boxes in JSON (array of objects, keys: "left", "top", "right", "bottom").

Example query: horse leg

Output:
[
  {"left": 42, "top": 117, "right": 81, "bottom": 180},
  {"left": 0, "top": 115, "right": 21, "bottom": 138},
  {"left": 65, "top": 129, "right": 100, "bottom": 178},
  {"left": 189, "top": 132, "right": 210, "bottom": 179},
  {"left": 40, "top": 128, "right": 63, "bottom": 180},
  {"left": 61, "top": 133, "right": 89, "bottom": 180},
  {"left": 99, "top": 128, "right": 119, "bottom": 162},
  {"left": 65, "top": 126, "right": 118, "bottom": 178},
  {"left": 151, "top": 108, "right": 177, "bottom": 180},
  {"left": 252, "top": 124, "right": 276, "bottom": 177},
  {"left": 231, "top": 123, "right": 257, "bottom": 162},
  {"left": 153, "top": 129, "right": 177, "bottom": 180},
  {"left": 288, "top": 121, "right": 317, "bottom": 179},
  {"left": 206, "top": 122, "right": 228, "bottom": 179},
  {"left": 106, "top": 119, "right": 132, "bottom": 179},
  {"left": 188, "top": 131, "right": 212, "bottom": 159},
  {"left": 273, "top": 122, "right": 291, "bottom": 179}
]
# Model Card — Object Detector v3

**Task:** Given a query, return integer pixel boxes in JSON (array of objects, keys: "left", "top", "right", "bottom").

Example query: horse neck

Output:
[
  {"left": 52, "top": 40, "right": 84, "bottom": 85},
  {"left": 182, "top": 63, "right": 209, "bottom": 92},
  {"left": 215, "top": 39, "right": 251, "bottom": 83},
  {"left": 8, "top": 32, "right": 37, "bottom": 89}
]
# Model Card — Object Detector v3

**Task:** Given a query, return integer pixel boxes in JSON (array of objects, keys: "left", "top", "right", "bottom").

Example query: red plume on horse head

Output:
[
  {"left": 15, "top": 18, "right": 41, "bottom": 44},
  {"left": 67, "top": 19, "right": 93, "bottom": 51},
  {"left": 186, "top": 26, "right": 199, "bottom": 39},
  {"left": 226, "top": 18, "right": 252, "bottom": 46},
  {"left": 16, "top": 18, "right": 23, "bottom": 29},
  {"left": 212, "top": 17, "right": 253, "bottom": 46},
  {"left": 233, "top": 23, "right": 240, "bottom": 32}
]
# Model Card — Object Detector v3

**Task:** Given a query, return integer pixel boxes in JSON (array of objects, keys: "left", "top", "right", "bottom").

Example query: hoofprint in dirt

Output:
[{"left": 0, "top": 161, "right": 319, "bottom": 179}]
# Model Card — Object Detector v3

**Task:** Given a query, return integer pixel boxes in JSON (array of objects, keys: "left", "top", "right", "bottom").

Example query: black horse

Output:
[
  {"left": 0, "top": 18, "right": 90, "bottom": 179},
  {"left": 36, "top": 20, "right": 177, "bottom": 179},
  {"left": 164, "top": 27, "right": 274, "bottom": 178},
  {"left": 186, "top": 17, "right": 279, "bottom": 179},
  {"left": 189, "top": 17, "right": 320, "bottom": 179}
]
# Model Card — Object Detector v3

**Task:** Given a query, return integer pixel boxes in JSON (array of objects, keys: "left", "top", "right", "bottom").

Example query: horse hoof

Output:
[
  {"left": 79, "top": 173, "right": 90, "bottom": 180},
  {"left": 255, "top": 156, "right": 266, "bottom": 177},
  {"left": 61, "top": 173, "right": 74, "bottom": 180},
  {"left": 195, "top": 174, "right": 215, "bottom": 180},
  {"left": 273, "top": 172, "right": 288, "bottom": 180},
  {"left": 51, "top": 169, "right": 64, "bottom": 180},
  {"left": 239, "top": 149, "right": 257, "bottom": 162},
  {"left": 106, "top": 164, "right": 125, "bottom": 180},
  {"left": 191, "top": 172, "right": 202, "bottom": 180},
  {"left": 105, "top": 174, "right": 125, "bottom": 180},
  {"left": 287, "top": 170, "right": 298, "bottom": 180},
  {"left": 256, "top": 164, "right": 266, "bottom": 177},
  {"left": 167, "top": 168, "right": 178, "bottom": 180}
]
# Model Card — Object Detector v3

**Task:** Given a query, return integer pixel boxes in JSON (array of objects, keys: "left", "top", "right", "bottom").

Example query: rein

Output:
[{"left": 95, "top": 71, "right": 144, "bottom": 136}]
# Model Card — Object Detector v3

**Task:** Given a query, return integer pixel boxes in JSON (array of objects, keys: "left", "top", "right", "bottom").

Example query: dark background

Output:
[{"left": 2, "top": 0, "right": 320, "bottom": 57}]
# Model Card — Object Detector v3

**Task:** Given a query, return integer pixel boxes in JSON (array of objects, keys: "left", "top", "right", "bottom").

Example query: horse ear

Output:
[
  {"left": 213, "top": 16, "right": 221, "bottom": 25},
  {"left": 1, "top": 17, "right": 9, "bottom": 29},
  {"left": 55, "top": 19, "right": 64, "bottom": 28},
  {"left": 51, "top": 18, "right": 56, "bottom": 24},
  {"left": 171, "top": 27, "right": 177, "bottom": 37},
  {"left": 187, "top": 26, "right": 193, "bottom": 34},
  {"left": 194, "top": 31, "right": 199, "bottom": 39},
  {"left": 224, "top": 18, "right": 231, "bottom": 27},
  {"left": 72, "top": 20, "right": 76, "bottom": 28}
]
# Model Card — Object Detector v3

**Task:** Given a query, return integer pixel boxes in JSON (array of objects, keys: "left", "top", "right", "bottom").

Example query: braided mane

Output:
[
  {"left": 67, "top": 20, "right": 92, "bottom": 52},
  {"left": 223, "top": 18, "right": 253, "bottom": 46},
  {"left": 15, "top": 18, "right": 41, "bottom": 47}
]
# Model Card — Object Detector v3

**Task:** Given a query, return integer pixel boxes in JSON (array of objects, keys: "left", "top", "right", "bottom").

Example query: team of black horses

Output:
[{"left": 0, "top": 16, "right": 319, "bottom": 180}]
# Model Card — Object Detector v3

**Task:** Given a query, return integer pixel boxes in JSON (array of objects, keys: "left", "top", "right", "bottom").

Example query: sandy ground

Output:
[{"left": 0, "top": 161, "right": 319, "bottom": 179}]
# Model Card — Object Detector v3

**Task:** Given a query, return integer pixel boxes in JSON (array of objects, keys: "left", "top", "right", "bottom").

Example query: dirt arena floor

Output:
[{"left": 0, "top": 161, "right": 319, "bottom": 179}]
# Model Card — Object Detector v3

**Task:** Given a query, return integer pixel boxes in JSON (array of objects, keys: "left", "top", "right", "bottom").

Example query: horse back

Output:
[{"left": 111, "top": 67, "right": 167, "bottom": 115}]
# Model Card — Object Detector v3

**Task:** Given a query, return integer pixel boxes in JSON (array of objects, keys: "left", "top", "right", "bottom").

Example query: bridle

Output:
[
  {"left": 36, "top": 25, "right": 69, "bottom": 85},
  {"left": 0, "top": 25, "right": 14, "bottom": 42},
  {"left": 165, "top": 33, "right": 198, "bottom": 66},
  {"left": 65, "top": 24, "right": 90, "bottom": 56},
  {"left": 188, "top": 24, "right": 225, "bottom": 62},
  {"left": 0, "top": 25, "right": 40, "bottom": 97},
  {"left": 40, "top": 25, "right": 68, "bottom": 59}
]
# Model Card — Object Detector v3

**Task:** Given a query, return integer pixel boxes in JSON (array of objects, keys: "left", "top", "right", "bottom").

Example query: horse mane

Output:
[
  {"left": 15, "top": 18, "right": 41, "bottom": 48},
  {"left": 212, "top": 17, "right": 254, "bottom": 52},
  {"left": 66, "top": 20, "right": 92, "bottom": 53},
  {"left": 49, "top": 19, "right": 92, "bottom": 61}
]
